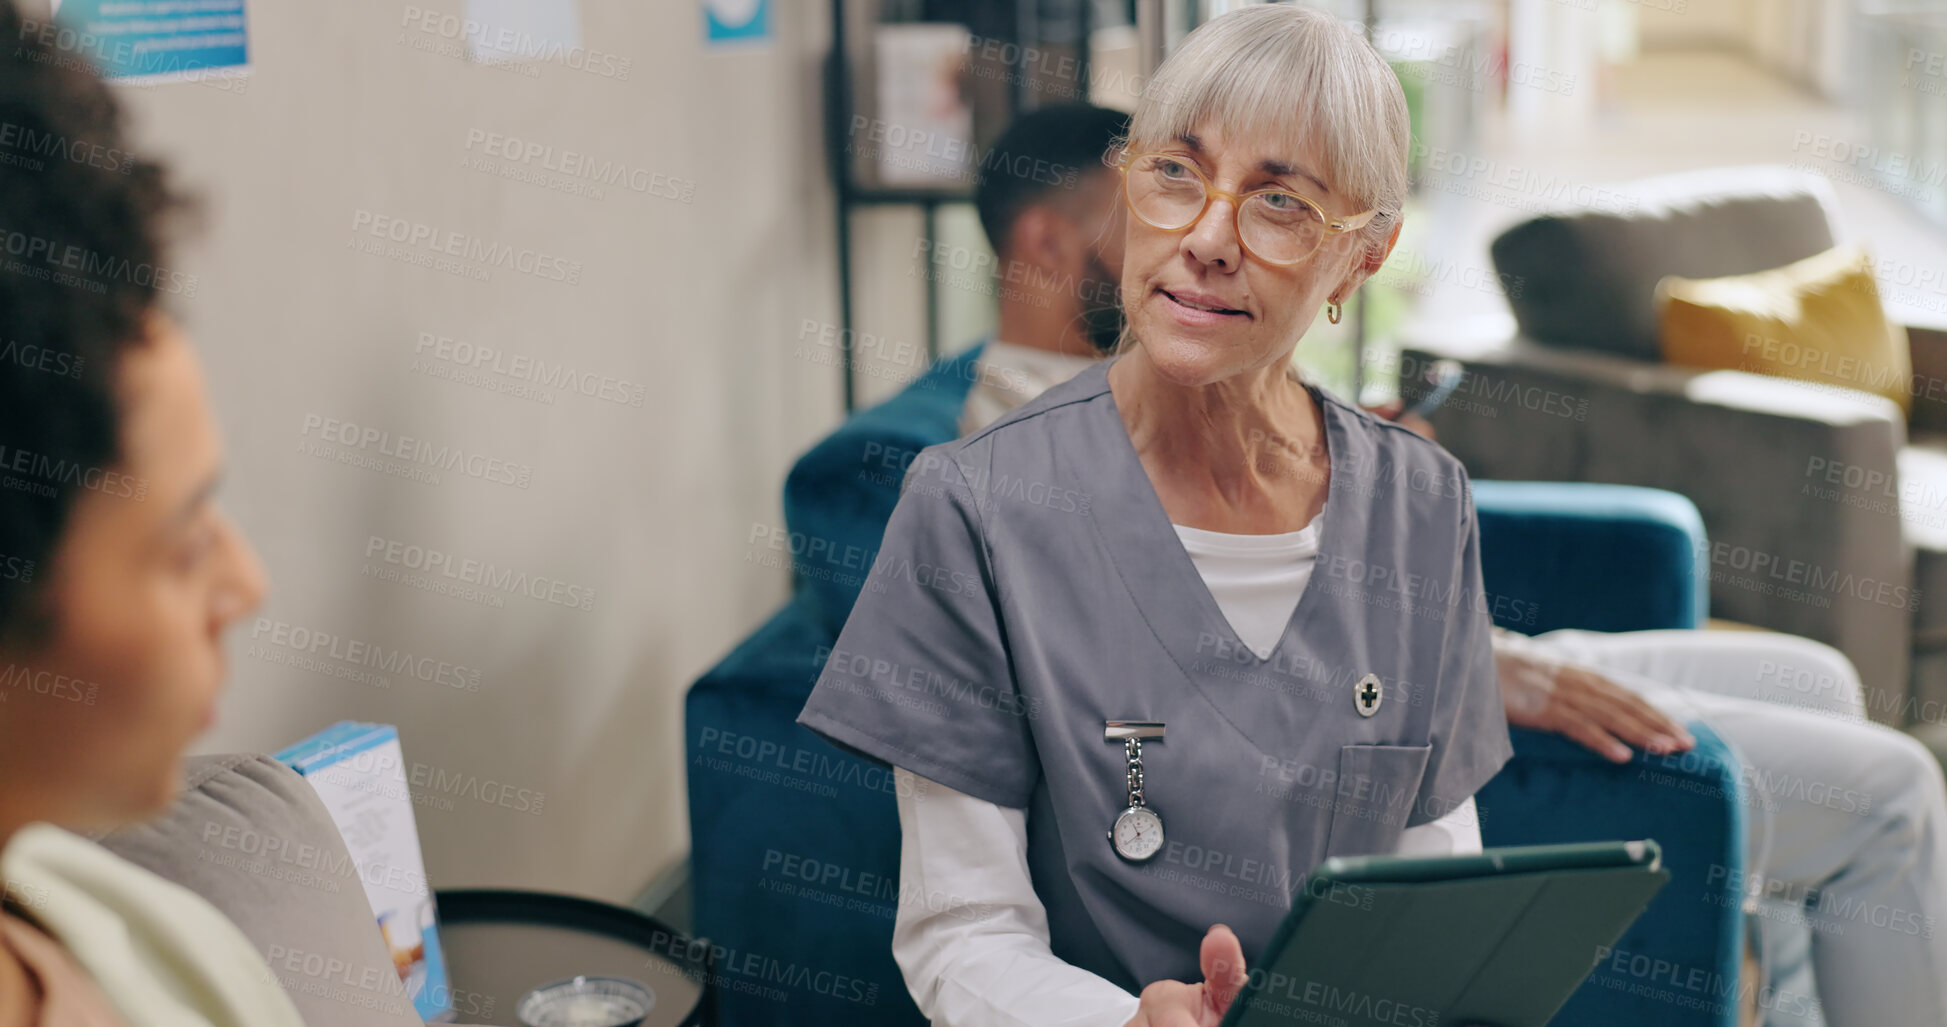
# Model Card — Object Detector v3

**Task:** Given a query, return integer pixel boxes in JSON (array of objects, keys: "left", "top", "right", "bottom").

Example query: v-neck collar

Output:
[{"left": 1081, "top": 358, "right": 1348, "bottom": 682}]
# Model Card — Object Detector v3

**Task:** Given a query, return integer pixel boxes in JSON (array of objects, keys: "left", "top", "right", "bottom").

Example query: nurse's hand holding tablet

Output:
[
  {"left": 1125, "top": 926, "right": 1249, "bottom": 1027},
  {"left": 798, "top": 7, "right": 1514, "bottom": 1024}
]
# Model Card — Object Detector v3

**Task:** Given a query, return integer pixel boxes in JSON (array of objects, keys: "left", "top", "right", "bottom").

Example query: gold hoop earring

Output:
[{"left": 1326, "top": 298, "right": 1342, "bottom": 325}]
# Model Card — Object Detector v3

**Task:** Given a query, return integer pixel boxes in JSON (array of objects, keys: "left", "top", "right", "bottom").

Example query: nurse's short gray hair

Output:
[{"left": 1122, "top": 4, "right": 1410, "bottom": 265}]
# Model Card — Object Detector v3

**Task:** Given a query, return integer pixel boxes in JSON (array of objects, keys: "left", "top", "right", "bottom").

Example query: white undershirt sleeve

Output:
[
  {"left": 892, "top": 767, "right": 1142, "bottom": 1027},
  {"left": 891, "top": 769, "right": 1482, "bottom": 1027}
]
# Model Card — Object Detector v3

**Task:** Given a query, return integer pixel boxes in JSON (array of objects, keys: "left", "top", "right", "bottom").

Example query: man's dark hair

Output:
[
  {"left": 973, "top": 103, "right": 1129, "bottom": 257},
  {"left": 0, "top": 0, "right": 186, "bottom": 643}
]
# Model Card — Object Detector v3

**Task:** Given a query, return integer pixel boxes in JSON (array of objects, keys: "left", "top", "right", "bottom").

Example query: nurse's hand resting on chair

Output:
[{"left": 1125, "top": 926, "right": 1248, "bottom": 1027}]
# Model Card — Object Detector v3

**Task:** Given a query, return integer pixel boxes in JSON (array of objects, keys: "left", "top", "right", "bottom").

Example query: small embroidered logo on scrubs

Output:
[{"left": 1355, "top": 673, "right": 1383, "bottom": 718}]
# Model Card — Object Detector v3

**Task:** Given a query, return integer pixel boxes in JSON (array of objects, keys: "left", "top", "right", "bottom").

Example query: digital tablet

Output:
[{"left": 1219, "top": 840, "right": 1670, "bottom": 1027}]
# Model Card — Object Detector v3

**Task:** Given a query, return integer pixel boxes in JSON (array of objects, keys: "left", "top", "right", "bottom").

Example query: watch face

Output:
[{"left": 1111, "top": 807, "right": 1165, "bottom": 862}]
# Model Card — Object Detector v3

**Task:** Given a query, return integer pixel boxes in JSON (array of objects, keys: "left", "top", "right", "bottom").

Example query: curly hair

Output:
[{"left": 0, "top": 0, "right": 188, "bottom": 644}]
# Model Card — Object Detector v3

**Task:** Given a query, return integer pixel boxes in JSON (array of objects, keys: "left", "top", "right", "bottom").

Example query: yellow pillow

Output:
[{"left": 1657, "top": 244, "right": 1911, "bottom": 415}]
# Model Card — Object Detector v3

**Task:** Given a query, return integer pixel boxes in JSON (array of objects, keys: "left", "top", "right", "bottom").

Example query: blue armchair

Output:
[{"left": 687, "top": 346, "right": 1744, "bottom": 1027}]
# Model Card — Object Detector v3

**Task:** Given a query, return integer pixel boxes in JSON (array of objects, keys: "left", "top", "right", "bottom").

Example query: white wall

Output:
[
  {"left": 90, "top": 0, "right": 842, "bottom": 902},
  {"left": 1745, "top": 0, "right": 1850, "bottom": 97},
  {"left": 1637, "top": 0, "right": 1749, "bottom": 51},
  {"left": 1636, "top": 0, "right": 1850, "bottom": 100}
]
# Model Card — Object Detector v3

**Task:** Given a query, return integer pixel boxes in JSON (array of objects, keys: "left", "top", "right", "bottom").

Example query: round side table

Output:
[{"left": 433, "top": 888, "right": 713, "bottom": 1027}]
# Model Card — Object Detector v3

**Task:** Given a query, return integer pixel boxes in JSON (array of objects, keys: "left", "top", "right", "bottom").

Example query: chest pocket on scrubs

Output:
[{"left": 1322, "top": 744, "right": 1431, "bottom": 858}]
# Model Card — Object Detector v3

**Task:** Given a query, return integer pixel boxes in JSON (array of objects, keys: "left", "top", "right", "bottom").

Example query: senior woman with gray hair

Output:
[{"left": 799, "top": 6, "right": 1511, "bottom": 1024}]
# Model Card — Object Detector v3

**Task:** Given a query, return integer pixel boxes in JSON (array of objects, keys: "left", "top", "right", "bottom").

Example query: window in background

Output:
[
  {"left": 1356, "top": 0, "right": 1501, "bottom": 405},
  {"left": 1861, "top": 9, "right": 1947, "bottom": 231}
]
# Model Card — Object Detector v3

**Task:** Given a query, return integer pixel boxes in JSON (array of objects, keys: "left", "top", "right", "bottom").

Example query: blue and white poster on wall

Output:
[
  {"left": 48, "top": 0, "right": 248, "bottom": 83},
  {"left": 705, "top": 0, "right": 770, "bottom": 46},
  {"left": 465, "top": 0, "right": 580, "bottom": 66}
]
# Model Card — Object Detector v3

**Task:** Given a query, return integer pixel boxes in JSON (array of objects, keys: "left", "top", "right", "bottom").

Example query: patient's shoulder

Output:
[{"left": 957, "top": 359, "right": 1112, "bottom": 447}]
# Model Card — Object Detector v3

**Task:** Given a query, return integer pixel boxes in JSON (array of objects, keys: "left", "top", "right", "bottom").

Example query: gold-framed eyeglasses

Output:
[{"left": 1118, "top": 152, "right": 1375, "bottom": 267}]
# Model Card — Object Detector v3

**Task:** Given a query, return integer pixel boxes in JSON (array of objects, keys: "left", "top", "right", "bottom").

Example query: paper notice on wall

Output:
[
  {"left": 872, "top": 23, "right": 974, "bottom": 188},
  {"left": 48, "top": 0, "right": 248, "bottom": 84},
  {"left": 465, "top": 0, "right": 580, "bottom": 66}
]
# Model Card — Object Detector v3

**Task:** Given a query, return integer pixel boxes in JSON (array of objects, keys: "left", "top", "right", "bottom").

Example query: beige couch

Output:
[
  {"left": 1401, "top": 165, "right": 1945, "bottom": 726},
  {"left": 93, "top": 753, "right": 489, "bottom": 1027}
]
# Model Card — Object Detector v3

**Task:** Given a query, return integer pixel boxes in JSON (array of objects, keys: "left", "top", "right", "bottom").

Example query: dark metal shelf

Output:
[{"left": 826, "top": 0, "right": 1090, "bottom": 413}]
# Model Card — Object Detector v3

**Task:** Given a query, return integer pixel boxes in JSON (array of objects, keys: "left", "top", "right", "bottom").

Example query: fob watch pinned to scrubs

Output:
[{"left": 1105, "top": 721, "right": 1166, "bottom": 862}]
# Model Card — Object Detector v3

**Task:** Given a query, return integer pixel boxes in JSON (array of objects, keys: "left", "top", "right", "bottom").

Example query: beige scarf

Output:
[{"left": 1, "top": 823, "right": 305, "bottom": 1027}]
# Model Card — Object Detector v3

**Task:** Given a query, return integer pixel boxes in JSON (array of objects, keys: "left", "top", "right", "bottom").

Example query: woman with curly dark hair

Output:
[{"left": 0, "top": 1, "right": 304, "bottom": 1022}]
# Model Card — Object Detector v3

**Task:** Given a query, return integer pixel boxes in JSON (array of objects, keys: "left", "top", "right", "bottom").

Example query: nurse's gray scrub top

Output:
[{"left": 797, "top": 359, "right": 1514, "bottom": 994}]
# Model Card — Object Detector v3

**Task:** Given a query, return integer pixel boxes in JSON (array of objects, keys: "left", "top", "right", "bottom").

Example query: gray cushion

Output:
[
  {"left": 1490, "top": 165, "right": 1840, "bottom": 362},
  {"left": 94, "top": 753, "right": 426, "bottom": 1027}
]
